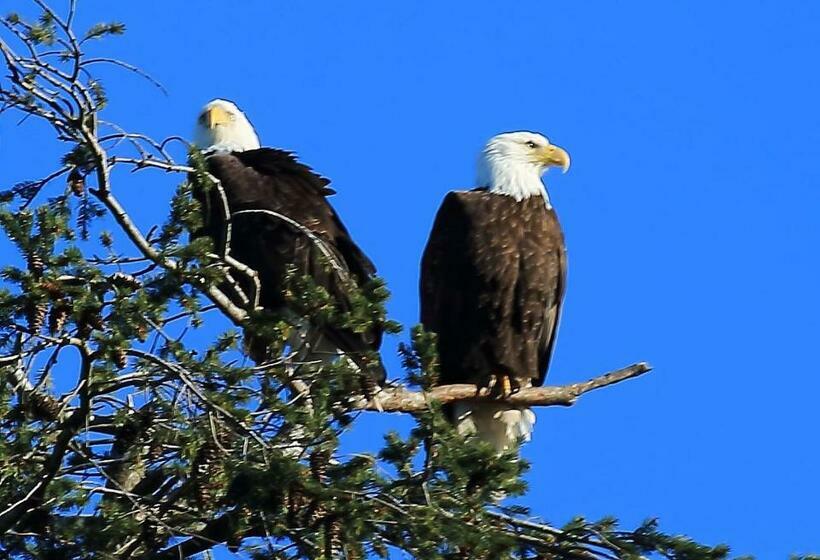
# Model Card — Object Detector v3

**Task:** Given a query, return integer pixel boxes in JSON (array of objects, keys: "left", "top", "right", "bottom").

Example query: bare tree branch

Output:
[{"left": 352, "top": 362, "right": 652, "bottom": 413}]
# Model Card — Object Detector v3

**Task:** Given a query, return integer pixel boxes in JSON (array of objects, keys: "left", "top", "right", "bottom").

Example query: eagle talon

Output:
[
  {"left": 501, "top": 374, "right": 512, "bottom": 397},
  {"left": 485, "top": 373, "right": 515, "bottom": 399},
  {"left": 479, "top": 374, "right": 495, "bottom": 395}
]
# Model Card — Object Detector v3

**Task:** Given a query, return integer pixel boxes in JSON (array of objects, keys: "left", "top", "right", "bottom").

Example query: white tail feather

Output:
[{"left": 451, "top": 402, "right": 536, "bottom": 453}]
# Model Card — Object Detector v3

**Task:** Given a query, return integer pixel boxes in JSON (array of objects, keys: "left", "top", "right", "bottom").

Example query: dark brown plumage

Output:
[
  {"left": 192, "top": 148, "right": 385, "bottom": 380},
  {"left": 420, "top": 189, "right": 566, "bottom": 390}
]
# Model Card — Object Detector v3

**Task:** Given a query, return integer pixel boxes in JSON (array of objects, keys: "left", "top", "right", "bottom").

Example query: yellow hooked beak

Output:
[
  {"left": 537, "top": 143, "right": 571, "bottom": 173},
  {"left": 204, "top": 106, "right": 232, "bottom": 129}
]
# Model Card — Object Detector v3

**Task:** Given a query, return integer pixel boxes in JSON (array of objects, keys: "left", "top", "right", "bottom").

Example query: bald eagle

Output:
[
  {"left": 191, "top": 99, "right": 385, "bottom": 381},
  {"left": 420, "top": 131, "right": 570, "bottom": 452}
]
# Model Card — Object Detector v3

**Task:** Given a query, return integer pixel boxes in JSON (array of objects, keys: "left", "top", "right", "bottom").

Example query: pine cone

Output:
[
  {"left": 286, "top": 486, "right": 315, "bottom": 528},
  {"left": 135, "top": 322, "right": 149, "bottom": 342},
  {"left": 192, "top": 440, "right": 224, "bottom": 508},
  {"left": 88, "top": 312, "right": 104, "bottom": 330},
  {"left": 25, "top": 391, "right": 60, "bottom": 422},
  {"left": 111, "top": 406, "right": 156, "bottom": 457},
  {"left": 113, "top": 348, "right": 127, "bottom": 369},
  {"left": 26, "top": 301, "right": 48, "bottom": 333},
  {"left": 324, "top": 516, "right": 342, "bottom": 560},
  {"left": 26, "top": 253, "right": 44, "bottom": 276},
  {"left": 77, "top": 309, "right": 103, "bottom": 338},
  {"left": 68, "top": 168, "right": 85, "bottom": 197},
  {"left": 309, "top": 448, "right": 330, "bottom": 481},
  {"left": 109, "top": 272, "right": 142, "bottom": 290},
  {"left": 48, "top": 300, "right": 70, "bottom": 334},
  {"left": 148, "top": 440, "right": 164, "bottom": 461},
  {"left": 40, "top": 280, "right": 63, "bottom": 298}
]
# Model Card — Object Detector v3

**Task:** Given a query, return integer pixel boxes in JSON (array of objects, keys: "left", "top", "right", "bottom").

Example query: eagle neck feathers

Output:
[{"left": 476, "top": 158, "right": 551, "bottom": 206}]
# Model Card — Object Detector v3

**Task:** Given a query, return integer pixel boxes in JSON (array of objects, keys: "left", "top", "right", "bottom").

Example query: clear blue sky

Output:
[{"left": 2, "top": 1, "right": 819, "bottom": 557}]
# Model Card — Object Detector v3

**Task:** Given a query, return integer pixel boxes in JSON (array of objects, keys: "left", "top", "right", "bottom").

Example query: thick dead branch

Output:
[{"left": 352, "top": 362, "right": 651, "bottom": 413}]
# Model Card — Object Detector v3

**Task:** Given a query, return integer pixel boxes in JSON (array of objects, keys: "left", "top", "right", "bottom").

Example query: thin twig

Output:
[{"left": 82, "top": 58, "right": 167, "bottom": 95}]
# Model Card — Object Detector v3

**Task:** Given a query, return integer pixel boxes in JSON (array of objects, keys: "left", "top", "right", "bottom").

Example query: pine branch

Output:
[{"left": 0, "top": 338, "right": 92, "bottom": 534}]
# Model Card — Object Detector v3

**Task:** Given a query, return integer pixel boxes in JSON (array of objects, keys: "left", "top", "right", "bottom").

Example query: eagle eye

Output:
[
  {"left": 198, "top": 113, "right": 207, "bottom": 124},
  {"left": 525, "top": 141, "right": 537, "bottom": 149}
]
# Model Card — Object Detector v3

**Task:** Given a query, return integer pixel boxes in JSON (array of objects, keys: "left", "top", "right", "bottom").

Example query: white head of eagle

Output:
[
  {"left": 193, "top": 99, "right": 261, "bottom": 153},
  {"left": 476, "top": 131, "right": 570, "bottom": 202}
]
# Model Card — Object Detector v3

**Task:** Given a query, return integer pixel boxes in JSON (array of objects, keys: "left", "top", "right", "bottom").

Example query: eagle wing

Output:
[
  {"left": 191, "top": 148, "right": 383, "bottom": 378},
  {"left": 420, "top": 192, "right": 471, "bottom": 337},
  {"left": 535, "top": 218, "right": 566, "bottom": 386},
  {"left": 420, "top": 191, "right": 493, "bottom": 385},
  {"left": 232, "top": 149, "right": 378, "bottom": 284}
]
